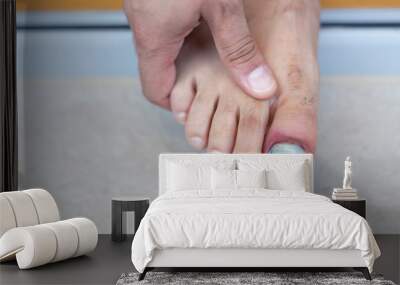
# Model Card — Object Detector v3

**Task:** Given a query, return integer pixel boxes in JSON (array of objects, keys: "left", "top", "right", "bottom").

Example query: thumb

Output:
[{"left": 202, "top": 0, "right": 277, "bottom": 100}]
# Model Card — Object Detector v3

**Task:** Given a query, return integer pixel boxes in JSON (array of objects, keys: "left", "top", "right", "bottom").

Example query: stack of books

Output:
[{"left": 332, "top": 188, "right": 359, "bottom": 200}]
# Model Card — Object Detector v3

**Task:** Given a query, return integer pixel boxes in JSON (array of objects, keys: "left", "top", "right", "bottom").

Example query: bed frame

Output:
[{"left": 138, "top": 154, "right": 371, "bottom": 280}]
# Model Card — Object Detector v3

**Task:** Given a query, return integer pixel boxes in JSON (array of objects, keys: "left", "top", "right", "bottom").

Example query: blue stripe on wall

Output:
[{"left": 16, "top": 11, "right": 400, "bottom": 78}]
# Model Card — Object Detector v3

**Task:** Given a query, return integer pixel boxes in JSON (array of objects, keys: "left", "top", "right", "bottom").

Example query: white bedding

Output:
[{"left": 131, "top": 190, "right": 380, "bottom": 273}]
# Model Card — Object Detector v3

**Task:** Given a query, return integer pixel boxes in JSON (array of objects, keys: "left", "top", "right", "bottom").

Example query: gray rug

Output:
[{"left": 116, "top": 272, "right": 396, "bottom": 285}]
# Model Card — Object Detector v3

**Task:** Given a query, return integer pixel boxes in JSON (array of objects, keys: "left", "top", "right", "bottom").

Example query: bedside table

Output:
[
  {"left": 332, "top": 199, "right": 366, "bottom": 218},
  {"left": 112, "top": 197, "right": 150, "bottom": 242}
]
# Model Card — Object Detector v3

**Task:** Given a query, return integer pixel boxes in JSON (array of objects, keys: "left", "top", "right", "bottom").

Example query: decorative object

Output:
[
  {"left": 332, "top": 156, "right": 359, "bottom": 200},
  {"left": 117, "top": 271, "right": 394, "bottom": 285},
  {"left": 0, "top": 189, "right": 98, "bottom": 269},
  {"left": 343, "top": 156, "right": 353, "bottom": 189},
  {"left": 333, "top": 199, "right": 366, "bottom": 218},
  {"left": 112, "top": 197, "right": 149, "bottom": 242}
]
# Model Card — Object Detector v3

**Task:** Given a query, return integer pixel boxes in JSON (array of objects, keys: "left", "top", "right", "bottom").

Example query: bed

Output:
[{"left": 131, "top": 154, "right": 380, "bottom": 280}]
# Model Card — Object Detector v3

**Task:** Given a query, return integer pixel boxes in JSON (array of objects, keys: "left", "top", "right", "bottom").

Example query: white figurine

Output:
[{"left": 342, "top": 156, "right": 352, "bottom": 190}]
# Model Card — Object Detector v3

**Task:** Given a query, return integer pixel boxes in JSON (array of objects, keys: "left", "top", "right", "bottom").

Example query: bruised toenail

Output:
[
  {"left": 246, "top": 65, "right": 276, "bottom": 96},
  {"left": 268, "top": 143, "right": 305, "bottom": 154},
  {"left": 174, "top": 112, "right": 187, "bottom": 124},
  {"left": 189, "top": 137, "right": 204, "bottom": 150}
]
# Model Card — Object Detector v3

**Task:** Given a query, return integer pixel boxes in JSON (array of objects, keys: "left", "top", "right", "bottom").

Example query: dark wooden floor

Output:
[
  {"left": 0, "top": 235, "right": 133, "bottom": 285},
  {"left": 0, "top": 235, "right": 399, "bottom": 285}
]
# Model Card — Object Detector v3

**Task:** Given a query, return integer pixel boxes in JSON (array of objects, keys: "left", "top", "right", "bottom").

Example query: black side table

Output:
[
  {"left": 112, "top": 197, "right": 150, "bottom": 242},
  {"left": 332, "top": 199, "right": 366, "bottom": 218}
]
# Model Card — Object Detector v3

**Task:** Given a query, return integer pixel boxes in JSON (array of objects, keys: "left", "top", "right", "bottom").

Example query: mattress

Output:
[{"left": 131, "top": 189, "right": 380, "bottom": 273}]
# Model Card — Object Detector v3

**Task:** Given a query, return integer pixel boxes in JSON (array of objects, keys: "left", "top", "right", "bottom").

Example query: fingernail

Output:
[
  {"left": 247, "top": 66, "right": 276, "bottom": 95},
  {"left": 209, "top": 150, "right": 223, "bottom": 154},
  {"left": 268, "top": 143, "right": 305, "bottom": 154},
  {"left": 175, "top": 112, "right": 186, "bottom": 124},
  {"left": 189, "top": 137, "right": 204, "bottom": 150}
]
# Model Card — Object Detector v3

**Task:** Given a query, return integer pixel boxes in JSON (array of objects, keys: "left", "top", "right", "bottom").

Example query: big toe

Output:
[{"left": 264, "top": 101, "right": 317, "bottom": 153}]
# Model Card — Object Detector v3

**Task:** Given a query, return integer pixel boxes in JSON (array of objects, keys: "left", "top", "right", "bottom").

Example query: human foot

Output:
[
  {"left": 171, "top": 0, "right": 320, "bottom": 153},
  {"left": 170, "top": 24, "right": 270, "bottom": 153}
]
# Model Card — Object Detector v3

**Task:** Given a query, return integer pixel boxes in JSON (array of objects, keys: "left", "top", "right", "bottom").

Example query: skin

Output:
[
  {"left": 123, "top": 0, "right": 278, "bottom": 111},
  {"left": 170, "top": 23, "right": 270, "bottom": 153},
  {"left": 170, "top": 0, "right": 320, "bottom": 153}
]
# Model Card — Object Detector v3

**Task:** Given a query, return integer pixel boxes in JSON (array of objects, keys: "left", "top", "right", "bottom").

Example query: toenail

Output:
[
  {"left": 247, "top": 65, "right": 276, "bottom": 95},
  {"left": 189, "top": 137, "right": 204, "bottom": 150},
  {"left": 175, "top": 112, "right": 187, "bottom": 124},
  {"left": 209, "top": 150, "right": 223, "bottom": 154},
  {"left": 268, "top": 143, "right": 305, "bottom": 154}
]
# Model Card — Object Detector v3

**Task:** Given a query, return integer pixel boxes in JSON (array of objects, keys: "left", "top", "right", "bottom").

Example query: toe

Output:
[
  {"left": 234, "top": 103, "right": 269, "bottom": 153},
  {"left": 185, "top": 90, "right": 218, "bottom": 150},
  {"left": 207, "top": 99, "right": 239, "bottom": 153},
  {"left": 264, "top": 102, "right": 317, "bottom": 153},
  {"left": 170, "top": 78, "right": 196, "bottom": 124}
]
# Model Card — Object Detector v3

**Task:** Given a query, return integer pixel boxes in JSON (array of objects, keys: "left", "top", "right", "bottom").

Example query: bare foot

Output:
[{"left": 171, "top": 0, "right": 320, "bottom": 153}]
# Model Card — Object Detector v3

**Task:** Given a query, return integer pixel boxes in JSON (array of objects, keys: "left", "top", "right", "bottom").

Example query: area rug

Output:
[{"left": 116, "top": 272, "right": 396, "bottom": 285}]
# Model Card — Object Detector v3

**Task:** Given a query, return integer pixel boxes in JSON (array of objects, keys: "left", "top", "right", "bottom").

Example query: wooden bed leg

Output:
[
  {"left": 354, "top": 267, "right": 371, "bottom": 280},
  {"left": 362, "top": 268, "right": 372, "bottom": 280},
  {"left": 138, "top": 268, "right": 147, "bottom": 281}
]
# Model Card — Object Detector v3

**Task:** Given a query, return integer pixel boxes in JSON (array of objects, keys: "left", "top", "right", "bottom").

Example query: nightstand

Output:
[
  {"left": 332, "top": 199, "right": 366, "bottom": 218},
  {"left": 111, "top": 197, "right": 150, "bottom": 242}
]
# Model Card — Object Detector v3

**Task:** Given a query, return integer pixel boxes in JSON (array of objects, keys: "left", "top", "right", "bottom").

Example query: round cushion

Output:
[
  {"left": 43, "top": 221, "right": 79, "bottom": 262},
  {"left": 23, "top": 189, "right": 60, "bottom": 223},
  {"left": 0, "top": 195, "right": 17, "bottom": 237},
  {"left": 65, "top": 218, "right": 98, "bottom": 257},
  {"left": 0, "top": 226, "right": 57, "bottom": 269},
  {"left": 1, "top": 192, "right": 39, "bottom": 227}
]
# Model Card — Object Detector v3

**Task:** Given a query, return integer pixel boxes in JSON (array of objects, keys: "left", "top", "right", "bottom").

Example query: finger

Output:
[
  {"left": 123, "top": 0, "right": 196, "bottom": 110},
  {"left": 202, "top": 0, "right": 277, "bottom": 100},
  {"left": 136, "top": 50, "right": 177, "bottom": 110}
]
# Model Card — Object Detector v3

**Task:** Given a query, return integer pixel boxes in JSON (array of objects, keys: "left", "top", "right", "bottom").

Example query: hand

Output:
[{"left": 124, "top": 0, "right": 277, "bottom": 110}]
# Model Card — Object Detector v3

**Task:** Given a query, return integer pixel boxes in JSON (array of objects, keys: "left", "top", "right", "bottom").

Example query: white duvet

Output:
[{"left": 131, "top": 190, "right": 380, "bottom": 272}]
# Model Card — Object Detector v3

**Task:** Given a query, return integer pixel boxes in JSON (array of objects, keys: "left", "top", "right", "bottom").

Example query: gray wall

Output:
[{"left": 17, "top": 25, "right": 400, "bottom": 234}]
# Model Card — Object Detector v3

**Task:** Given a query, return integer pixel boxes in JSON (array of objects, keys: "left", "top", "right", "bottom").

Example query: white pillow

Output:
[
  {"left": 266, "top": 161, "right": 307, "bottom": 191},
  {"left": 236, "top": 169, "right": 267, "bottom": 189},
  {"left": 167, "top": 162, "right": 211, "bottom": 191},
  {"left": 166, "top": 159, "right": 236, "bottom": 192},
  {"left": 238, "top": 159, "right": 309, "bottom": 191},
  {"left": 211, "top": 169, "right": 268, "bottom": 190},
  {"left": 211, "top": 168, "right": 236, "bottom": 190}
]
